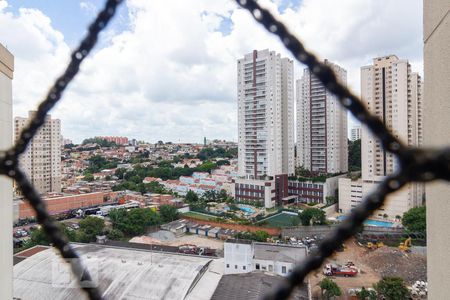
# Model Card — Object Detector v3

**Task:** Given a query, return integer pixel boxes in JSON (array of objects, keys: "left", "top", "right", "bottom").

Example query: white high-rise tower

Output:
[
  {"left": 339, "top": 55, "right": 424, "bottom": 219},
  {"left": 237, "top": 49, "right": 294, "bottom": 178},
  {"left": 361, "top": 55, "right": 424, "bottom": 216},
  {"left": 297, "top": 60, "right": 348, "bottom": 174}
]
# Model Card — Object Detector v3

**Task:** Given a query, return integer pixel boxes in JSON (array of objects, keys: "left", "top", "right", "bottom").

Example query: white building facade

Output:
[
  {"left": 297, "top": 60, "right": 348, "bottom": 174},
  {"left": 224, "top": 240, "right": 307, "bottom": 277},
  {"left": 350, "top": 126, "right": 361, "bottom": 141},
  {"left": 232, "top": 177, "right": 276, "bottom": 208},
  {"left": 0, "top": 42, "right": 14, "bottom": 300},
  {"left": 237, "top": 49, "right": 294, "bottom": 178},
  {"left": 14, "top": 111, "right": 62, "bottom": 194}
]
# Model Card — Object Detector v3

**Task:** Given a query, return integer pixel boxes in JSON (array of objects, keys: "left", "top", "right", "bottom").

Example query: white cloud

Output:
[
  {"left": 80, "top": 1, "right": 97, "bottom": 15},
  {"left": 1, "top": 0, "right": 423, "bottom": 143}
]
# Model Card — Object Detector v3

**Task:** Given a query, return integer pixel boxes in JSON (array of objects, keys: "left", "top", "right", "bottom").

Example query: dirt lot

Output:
[
  {"left": 310, "top": 238, "right": 381, "bottom": 299},
  {"left": 137, "top": 230, "right": 225, "bottom": 255},
  {"left": 364, "top": 247, "right": 427, "bottom": 285},
  {"left": 309, "top": 238, "right": 426, "bottom": 299},
  {"left": 162, "top": 234, "right": 225, "bottom": 250}
]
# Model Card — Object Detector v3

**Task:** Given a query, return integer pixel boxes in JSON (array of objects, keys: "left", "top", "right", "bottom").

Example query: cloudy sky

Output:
[{"left": 0, "top": 0, "right": 423, "bottom": 144}]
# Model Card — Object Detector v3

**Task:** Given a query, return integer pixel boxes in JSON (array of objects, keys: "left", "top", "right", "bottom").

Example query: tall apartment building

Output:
[
  {"left": 0, "top": 42, "right": 14, "bottom": 299},
  {"left": 350, "top": 126, "right": 361, "bottom": 141},
  {"left": 339, "top": 55, "right": 424, "bottom": 219},
  {"left": 237, "top": 49, "right": 294, "bottom": 178},
  {"left": 297, "top": 60, "right": 348, "bottom": 174},
  {"left": 14, "top": 111, "right": 62, "bottom": 194}
]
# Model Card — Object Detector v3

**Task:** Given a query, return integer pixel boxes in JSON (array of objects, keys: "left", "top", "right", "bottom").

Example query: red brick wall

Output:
[
  {"left": 182, "top": 216, "right": 281, "bottom": 236},
  {"left": 19, "top": 192, "right": 107, "bottom": 219}
]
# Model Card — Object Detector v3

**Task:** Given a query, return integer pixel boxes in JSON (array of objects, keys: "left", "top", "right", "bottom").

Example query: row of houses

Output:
[{"left": 145, "top": 162, "right": 239, "bottom": 196}]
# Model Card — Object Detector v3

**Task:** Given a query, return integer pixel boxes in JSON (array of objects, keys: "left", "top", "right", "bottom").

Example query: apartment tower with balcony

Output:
[
  {"left": 14, "top": 111, "right": 62, "bottom": 194},
  {"left": 339, "top": 55, "right": 424, "bottom": 218},
  {"left": 361, "top": 55, "right": 424, "bottom": 217},
  {"left": 297, "top": 60, "right": 348, "bottom": 174},
  {"left": 237, "top": 49, "right": 294, "bottom": 178}
]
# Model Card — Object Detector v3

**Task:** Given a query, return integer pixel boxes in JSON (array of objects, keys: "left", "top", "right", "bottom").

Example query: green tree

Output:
[
  {"left": 216, "top": 159, "right": 230, "bottom": 166},
  {"left": 202, "top": 190, "right": 218, "bottom": 202},
  {"left": 402, "top": 206, "right": 426, "bottom": 233},
  {"left": 79, "top": 216, "right": 105, "bottom": 241},
  {"left": 374, "top": 277, "right": 410, "bottom": 300},
  {"left": 319, "top": 278, "right": 342, "bottom": 300},
  {"left": 197, "top": 161, "right": 217, "bottom": 173},
  {"left": 115, "top": 168, "right": 127, "bottom": 180},
  {"left": 234, "top": 230, "right": 270, "bottom": 242},
  {"left": 84, "top": 172, "right": 94, "bottom": 182},
  {"left": 299, "top": 208, "right": 326, "bottom": 226},
  {"left": 159, "top": 205, "right": 179, "bottom": 223},
  {"left": 82, "top": 137, "right": 117, "bottom": 147},
  {"left": 218, "top": 189, "right": 228, "bottom": 202},
  {"left": 185, "top": 190, "right": 199, "bottom": 203},
  {"left": 348, "top": 139, "right": 361, "bottom": 171},
  {"left": 26, "top": 223, "right": 76, "bottom": 247},
  {"left": 107, "top": 229, "right": 124, "bottom": 240},
  {"left": 325, "top": 196, "right": 337, "bottom": 206},
  {"left": 28, "top": 227, "right": 50, "bottom": 246},
  {"left": 356, "top": 287, "right": 377, "bottom": 300},
  {"left": 110, "top": 208, "right": 161, "bottom": 236},
  {"left": 60, "top": 223, "right": 77, "bottom": 242}
]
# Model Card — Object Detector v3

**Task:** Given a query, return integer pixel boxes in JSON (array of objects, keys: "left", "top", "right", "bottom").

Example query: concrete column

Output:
[
  {"left": 0, "top": 43, "right": 14, "bottom": 300},
  {"left": 423, "top": 1, "right": 450, "bottom": 299}
]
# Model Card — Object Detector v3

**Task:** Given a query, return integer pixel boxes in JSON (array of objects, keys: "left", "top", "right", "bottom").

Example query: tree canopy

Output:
[
  {"left": 159, "top": 205, "right": 179, "bottom": 223},
  {"left": 319, "top": 278, "right": 342, "bottom": 299},
  {"left": 79, "top": 216, "right": 105, "bottom": 241},
  {"left": 348, "top": 139, "right": 361, "bottom": 171},
  {"left": 196, "top": 147, "right": 237, "bottom": 161},
  {"left": 402, "top": 206, "right": 426, "bottom": 233},
  {"left": 234, "top": 230, "right": 270, "bottom": 242},
  {"left": 82, "top": 137, "right": 118, "bottom": 147},
  {"left": 356, "top": 287, "right": 377, "bottom": 300},
  {"left": 109, "top": 208, "right": 161, "bottom": 236},
  {"left": 374, "top": 277, "right": 410, "bottom": 300},
  {"left": 298, "top": 208, "right": 326, "bottom": 226},
  {"left": 185, "top": 190, "right": 199, "bottom": 203}
]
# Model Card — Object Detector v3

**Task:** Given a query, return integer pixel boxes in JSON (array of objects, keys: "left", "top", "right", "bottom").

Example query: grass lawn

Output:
[
  {"left": 260, "top": 212, "right": 300, "bottom": 227},
  {"left": 182, "top": 211, "right": 218, "bottom": 221}
]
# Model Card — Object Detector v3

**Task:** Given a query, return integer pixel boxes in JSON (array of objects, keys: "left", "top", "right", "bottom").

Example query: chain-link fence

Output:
[{"left": 1, "top": 0, "right": 445, "bottom": 299}]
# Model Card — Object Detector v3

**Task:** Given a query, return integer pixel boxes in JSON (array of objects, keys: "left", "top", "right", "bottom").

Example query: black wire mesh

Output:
[{"left": 0, "top": 0, "right": 445, "bottom": 299}]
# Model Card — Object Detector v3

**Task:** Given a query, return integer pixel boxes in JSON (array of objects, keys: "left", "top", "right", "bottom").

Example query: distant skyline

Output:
[{"left": 0, "top": 0, "right": 423, "bottom": 144}]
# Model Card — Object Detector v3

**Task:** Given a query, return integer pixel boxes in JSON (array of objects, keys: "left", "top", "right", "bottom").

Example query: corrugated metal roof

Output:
[
  {"left": 211, "top": 272, "right": 309, "bottom": 300},
  {"left": 14, "top": 243, "right": 216, "bottom": 300}
]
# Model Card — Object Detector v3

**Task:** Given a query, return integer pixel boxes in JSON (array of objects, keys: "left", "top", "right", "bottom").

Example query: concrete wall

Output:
[
  {"left": 224, "top": 242, "right": 253, "bottom": 274},
  {"left": 253, "top": 259, "right": 294, "bottom": 276},
  {"left": 423, "top": 1, "right": 450, "bottom": 298},
  {"left": 322, "top": 203, "right": 337, "bottom": 217},
  {"left": 0, "top": 43, "right": 13, "bottom": 300}
]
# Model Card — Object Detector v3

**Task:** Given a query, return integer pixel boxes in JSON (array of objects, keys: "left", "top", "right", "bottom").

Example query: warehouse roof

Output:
[
  {"left": 14, "top": 243, "right": 221, "bottom": 300},
  {"left": 211, "top": 272, "right": 309, "bottom": 300},
  {"left": 254, "top": 243, "right": 308, "bottom": 263}
]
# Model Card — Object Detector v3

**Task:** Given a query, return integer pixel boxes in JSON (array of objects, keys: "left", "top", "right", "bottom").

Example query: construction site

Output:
[{"left": 309, "top": 237, "right": 427, "bottom": 299}]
